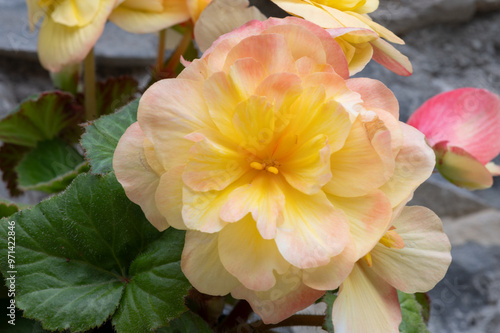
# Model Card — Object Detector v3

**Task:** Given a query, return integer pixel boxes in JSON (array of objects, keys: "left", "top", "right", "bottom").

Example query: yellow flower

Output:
[
  {"left": 109, "top": 0, "right": 211, "bottom": 34},
  {"left": 26, "top": 0, "right": 119, "bottom": 72},
  {"left": 114, "top": 17, "right": 436, "bottom": 323},
  {"left": 271, "top": 0, "right": 412, "bottom": 75}
]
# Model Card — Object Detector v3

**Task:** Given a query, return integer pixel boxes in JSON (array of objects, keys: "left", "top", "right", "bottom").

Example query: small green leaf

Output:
[
  {"left": 16, "top": 139, "right": 88, "bottom": 193},
  {"left": 0, "top": 92, "right": 83, "bottom": 147},
  {"left": 322, "top": 291, "right": 337, "bottom": 332},
  {"left": 112, "top": 229, "right": 191, "bottom": 333},
  {"left": 156, "top": 312, "right": 212, "bottom": 333},
  {"left": 0, "top": 143, "right": 31, "bottom": 196},
  {"left": 95, "top": 76, "right": 139, "bottom": 117},
  {"left": 0, "top": 200, "right": 19, "bottom": 219},
  {"left": 398, "top": 291, "right": 431, "bottom": 333},
  {"left": 81, "top": 99, "right": 138, "bottom": 174},
  {"left": 0, "top": 173, "right": 168, "bottom": 332}
]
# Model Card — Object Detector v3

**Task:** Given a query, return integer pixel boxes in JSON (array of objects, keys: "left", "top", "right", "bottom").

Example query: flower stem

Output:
[
  {"left": 163, "top": 24, "right": 193, "bottom": 76},
  {"left": 84, "top": 48, "right": 96, "bottom": 121},
  {"left": 156, "top": 29, "right": 167, "bottom": 73},
  {"left": 217, "top": 300, "right": 253, "bottom": 332}
]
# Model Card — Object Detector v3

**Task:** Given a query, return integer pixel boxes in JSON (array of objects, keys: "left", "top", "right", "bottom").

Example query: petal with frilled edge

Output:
[
  {"left": 275, "top": 183, "right": 349, "bottom": 269},
  {"left": 113, "top": 122, "right": 168, "bottom": 231},
  {"left": 407, "top": 88, "right": 500, "bottom": 164},
  {"left": 37, "top": 0, "right": 116, "bottom": 72},
  {"left": 220, "top": 173, "right": 284, "bottom": 239},
  {"left": 218, "top": 216, "right": 290, "bottom": 291},
  {"left": 327, "top": 190, "right": 393, "bottom": 259},
  {"left": 346, "top": 78, "right": 399, "bottom": 118},
  {"left": 182, "top": 231, "right": 240, "bottom": 295},
  {"left": 371, "top": 206, "right": 451, "bottom": 293},
  {"left": 138, "top": 78, "right": 214, "bottom": 170},
  {"left": 232, "top": 268, "right": 325, "bottom": 324},
  {"left": 109, "top": 0, "right": 190, "bottom": 34},
  {"left": 379, "top": 123, "right": 435, "bottom": 207},
  {"left": 333, "top": 263, "right": 401, "bottom": 333}
]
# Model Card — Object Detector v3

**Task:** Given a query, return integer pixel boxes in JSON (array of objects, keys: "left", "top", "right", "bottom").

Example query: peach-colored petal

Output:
[
  {"left": 333, "top": 263, "right": 401, "bottom": 333},
  {"left": 346, "top": 78, "right": 399, "bottom": 119},
  {"left": 379, "top": 123, "right": 435, "bottom": 207},
  {"left": 371, "top": 38, "right": 413, "bottom": 76},
  {"left": 218, "top": 216, "right": 290, "bottom": 291},
  {"left": 138, "top": 78, "right": 214, "bottom": 169},
  {"left": 113, "top": 122, "right": 169, "bottom": 231},
  {"left": 109, "top": 0, "right": 190, "bottom": 34},
  {"left": 407, "top": 88, "right": 500, "bottom": 165},
  {"left": 371, "top": 206, "right": 451, "bottom": 293},
  {"left": 154, "top": 166, "right": 188, "bottom": 230},
  {"left": 232, "top": 268, "right": 325, "bottom": 324},
  {"left": 276, "top": 184, "right": 349, "bottom": 268},
  {"left": 37, "top": 0, "right": 116, "bottom": 72},
  {"left": 433, "top": 142, "right": 494, "bottom": 190},
  {"left": 324, "top": 117, "right": 392, "bottom": 197},
  {"left": 228, "top": 58, "right": 268, "bottom": 98},
  {"left": 327, "top": 190, "right": 393, "bottom": 259},
  {"left": 182, "top": 231, "right": 240, "bottom": 295},
  {"left": 220, "top": 173, "right": 284, "bottom": 239}
]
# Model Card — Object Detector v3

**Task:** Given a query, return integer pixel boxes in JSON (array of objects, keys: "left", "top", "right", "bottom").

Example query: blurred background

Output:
[{"left": 0, "top": 0, "right": 499, "bottom": 332}]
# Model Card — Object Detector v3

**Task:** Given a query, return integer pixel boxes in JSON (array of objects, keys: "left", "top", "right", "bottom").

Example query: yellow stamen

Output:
[
  {"left": 379, "top": 230, "right": 405, "bottom": 249},
  {"left": 266, "top": 166, "right": 279, "bottom": 174},
  {"left": 250, "top": 162, "right": 265, "bottom": 170},
  {"left": 363, "top": 252, "right": 373, "bottom": 267}
]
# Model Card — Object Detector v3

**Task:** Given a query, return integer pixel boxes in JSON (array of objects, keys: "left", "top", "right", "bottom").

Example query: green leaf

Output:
[
  {"left": 16, "top": 139, "right": 88, "bottom": 193},
  {"left": 0, "top": 143, "right": 31, "bottom": 196},
  {"left": 322, "top": 291, "right": 337, "bottom": 333},
  {"left": 95, "top": 76, "right": 139, "bottom": 117},
  {"left": 0, "top": 200, "right": 19, "bottom": 219},
  {"left": 0, "top": 92, "right": 83, "bottom": 147},
  {"left": 156, "top": 312, "right": 212, "bottom": 333},
  {"left": 0, "top": 173, "right": 189, "bottom": 332},
  {"left": 81, "top": 99, "right": 138, "bottom": 174},
  {"left": 112, "top": 230, "right": 191, "bottom": 333},
  {"left": 398, "top": 291, "right": 431, "bottom": 333}
]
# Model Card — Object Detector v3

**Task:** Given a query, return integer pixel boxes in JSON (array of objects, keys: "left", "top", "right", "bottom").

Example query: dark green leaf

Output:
[
  {"left": 156, "top": 312, "right": 212, "bottom": 333},
  {"left": 16, "top": 139, "right": 88, "bottom": 193},
  {"left": 0, "top": 92, "right": 83, "bottom": 147},
  {"left": 112, "top": 229, "right": 191, "bottom": 333},
  {"left": 0, "top": 200, "right": 19, "bottom": 219},
  {"left": 95, "top": 76, "right": 139, "bottom": 117},
  {"left": 81, "top": 99, "right": 138, "bottom": 174},
  {"left": 0, "top": 173, "right": 165, "bottom": 332},
  {"left": 322, "top": 291, "right": 337, "bottom": 333},
  {"left": 398, "top": 291, "right": 431, "bottom": 333},
  {"left": 0, "top": 143, "right": 31, "bottom": 196}
]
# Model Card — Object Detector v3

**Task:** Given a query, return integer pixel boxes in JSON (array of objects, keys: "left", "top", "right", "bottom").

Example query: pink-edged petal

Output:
[
  {"left": 324, "top": 116, "right": 393, "bottom": 197},
  {"left": 182, "top": 231, "right": 240, "bottom": 295},
  {"left": 379, "top": 123, "right": 435, "bottom": 207},
  {"left": 486, "top": 162, "right": 500, "bottom": 176},
  {"left": 218, "top": 216, "right": 290, "bottom": 291},
  {"left": 333, "top": 263, "right": 401, "bottom": 333},
  {"left": 433, "top": 142, "right": 494, "bottom": 190},
  {"left": 232, "top": 269, "right": 325, "bottom": 324},
  {"left": 109, "top": 0, "right": 190, "bottom": 34},
  {"left": 371, "top": 38, "right": 413, "bottom": 76},
  {"left": 346, "top": 78, "right": 399, "bottom": 118},
  {"left": 371, "top": 206, "right": 452, "bottom": 293},
  {"left": 302, "top": 239, "right": 357, "bottom": 290},
  {"left": 138, "top": 78, "right": 214, "bottom": 169},
  {"left": 37, "top": 0, "right": 116, "bottom": 72},
  {"left": 347, "top": 11, "right": 404, "bottom": 44},
  {"left": 113, "top": 122, "right": 168, "bottom": 231},
  {"left": 228, "top": 58, "right": 268, "bottom": 98},
  {"left": 220, "top": 173, "right": 284, "bottom": 239},
  {"left": 327, "top": 190, "right": 393, "bottom": 259},
  {"left": 407, "top": 88, "right": 500, "bottom": 164},
  {"left": 194, "top": 0, "right": 267, "bottom": 52},
  {"left": 182, "top": 132, "right": 248, "bottom": 192},
  {"left": 154, "top": 166, "right": 187, "bottom": 230},
  {"left": 275, "top": 183, "right": 350, "bottom": 268}
]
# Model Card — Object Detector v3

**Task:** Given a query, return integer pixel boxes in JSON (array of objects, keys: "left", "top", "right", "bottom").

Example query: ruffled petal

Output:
[
  {"left": 346, "top": 78, "right": 399, "bottom": 118},
  {"left": 155, "top": 166, "right": 188, "bottom": 230}
]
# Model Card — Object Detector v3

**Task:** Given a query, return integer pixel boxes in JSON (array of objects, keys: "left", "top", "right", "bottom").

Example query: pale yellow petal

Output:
[
  {"left": 51, "top": 0, "right": 100, "bottom": 27},
  {"left": 155, "top": 166, "right": 188, "bottom": 230}
]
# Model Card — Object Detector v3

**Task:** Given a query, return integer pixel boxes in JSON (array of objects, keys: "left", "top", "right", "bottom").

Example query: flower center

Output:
[{"left": 250, "top": 160, "right": 281, "bottom": 175}]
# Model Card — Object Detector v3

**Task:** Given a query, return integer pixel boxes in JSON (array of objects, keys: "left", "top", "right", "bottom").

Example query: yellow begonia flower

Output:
[
  {"left": 333, "top": 206, "right": 452, "bottom": 333},
  {"left": 26, "top": 0, "right": 120, "bottom": 72},
  {"left": 114, "top": 17, "right": 437, "bottom": 323},
  {"left": 109, "top": 0, "right": 210, "bottom": 34},
  {"left": 271, "top": 0, "right": 412, "bottom": 76}
]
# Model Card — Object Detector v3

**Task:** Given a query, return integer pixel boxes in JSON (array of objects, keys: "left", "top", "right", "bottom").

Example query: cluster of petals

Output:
[
  {"left": 26, "top": 0, "right": 210, "bottom": 72},
  {"left": 270, "top": 0, "right": 412, "bottom": 76},
  {"left": 408, "top": 88, "right": 500, "bottom": 190},
  {"left": 113, "top": 17, "right": 450, "bottom": 330}
]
